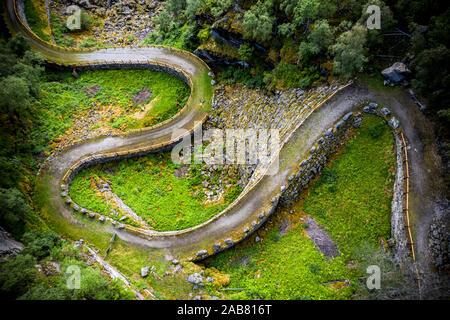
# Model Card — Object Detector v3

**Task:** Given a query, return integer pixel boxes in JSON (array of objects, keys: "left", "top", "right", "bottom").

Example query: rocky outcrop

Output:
[
  {"left": 0, "top": 226, "right": 24, "bottom": 259},
  {"left": 381, "top": 62, "right": 411, "bottom": 85},
  {"left": 304, "top": 216, "right": 340, "bottom": 259}
]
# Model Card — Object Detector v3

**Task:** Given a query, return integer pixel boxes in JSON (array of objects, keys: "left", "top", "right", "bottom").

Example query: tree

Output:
[
  {"left": 0, "top": 188, "right": 32, "bottom": 238},
  {"left": 278, "top": 23, "right": 294, "bottom": 38},
  {"left": 298, "top": 19, "right": 334, "bottom": 60},
  {"left": 182, "top": 23, "right": 201, "bottom": 51},
  {"left": 0, "top": 76, "right": 31, "bottom": 116},
  {"left": 185, "top": 0, "right": 204, "bottom": 19},
  {"left": 330, "top": 24, "right": 368, "bottom": 81},
  {"left": 411, "top": 45, "right": 450, "bottom": 111},
  {"left": 7, "top": 33, "right": 30, "bottom": 58},
  {"left": 242, "top": 0, "right": 275, "bottom": 43}
]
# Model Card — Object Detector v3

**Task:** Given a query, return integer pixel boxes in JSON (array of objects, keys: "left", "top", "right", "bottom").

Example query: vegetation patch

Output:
[
  {"left": 0, "top": 230, "right": 134, "bottom": 300},
  {"left": 34, "top": 69, "right": 189, "bottom": 153},
  {"left": 69, "top": 152, "right": 242, "bottom": 231},
  {"left": 204, "top": 114, "right": 396, "bottom": 299}
]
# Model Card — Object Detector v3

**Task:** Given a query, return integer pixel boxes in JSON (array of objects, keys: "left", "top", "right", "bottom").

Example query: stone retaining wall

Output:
[{"left": 192, "top": 104, "right": 409, "bottom": 261}]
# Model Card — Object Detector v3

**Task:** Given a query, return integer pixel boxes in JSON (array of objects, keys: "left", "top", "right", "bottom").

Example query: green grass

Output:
[
  {"left": 303, "top": 115, "right": 395, "bottom": 257},
  {"left": 206, "top": 114, "right": 396, "bottom": 300},
  {"left": 207, "top": 227, "right": 355, "bottom": 300},
  {"left": 33, "top": 176, "right": 194, "bottom": 299},
  {"left": 69, "top": 152, "right": 242, "bottom": 231},
  {"left": 32, "top": 69, "right": 189, "bottom": 154},
  {"left": 24, "top": 0, "right": 51, "bottom": 42}
]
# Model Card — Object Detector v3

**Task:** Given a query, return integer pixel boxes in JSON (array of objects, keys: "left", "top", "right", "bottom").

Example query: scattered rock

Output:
[
  {"left": 186, "top": 273, "right": 204, "bottom": 287},
  {"left": 381, "top": 62, "right": 411, "bottom": 85}
]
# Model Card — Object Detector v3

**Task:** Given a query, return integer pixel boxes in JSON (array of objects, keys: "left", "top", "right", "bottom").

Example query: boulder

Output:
[
  {"left": 186, "top": 273, "right": 204, "bottom": 287},
  {"left": 141, "top": 266, "right": 149, "bottom": 277},
  {"left": 389, "top": 117, "right": 400, "bottom": 129},
  {"left": 381, "top": 62, "right": 411, "bottom": 85}
]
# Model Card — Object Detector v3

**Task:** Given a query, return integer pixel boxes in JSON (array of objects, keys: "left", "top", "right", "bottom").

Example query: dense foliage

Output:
[
  {"left": 70, "top": 152, "right": 242, "bottom": 231},
  {"left": 0, "top": 35, "right": 44, "bottom": 239},
  {"left": 0, "top": 230, "right": 134, "bottom": 300}
]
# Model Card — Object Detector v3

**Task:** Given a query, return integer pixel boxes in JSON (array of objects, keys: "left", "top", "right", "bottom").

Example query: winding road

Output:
[{"left": 5, "top": 0, "right": 447, "bottom": 296}]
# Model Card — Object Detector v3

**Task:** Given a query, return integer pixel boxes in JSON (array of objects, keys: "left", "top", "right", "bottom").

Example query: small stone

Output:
[
  {"left": 255, "top": 236, "right": 261, "bottom": 242},
  {"left": 380, "top": 107, "right": 391, "bottom": 116},
  {"left": 343, "top": 112, "right": 353, "bottom": 122},
  {"left": 244, "top": 227, "right": 250, "bottom": 233},
  {"left": 224, "top": 239, "right": 233, "bottom": 246},
  {"left": 172, "top": 259, "right": 179, "bottom": 265},
  {"left": 61, "top": 191, "right": 68, "bottom": 197},
  {"left": 99, "top": 216, "right": 105, "bottom": 222},
  {"left": 196, "top": 249, "right": 208, "bottom": 257},
  {"left": 65, "top": 199, "right": 72, "bottom": 204},
  {"left": 258, "top": 212, "right": 265, "bottom": 220},
  {"left": 186, "top": 273, "right": 204, "bottom": 287}
]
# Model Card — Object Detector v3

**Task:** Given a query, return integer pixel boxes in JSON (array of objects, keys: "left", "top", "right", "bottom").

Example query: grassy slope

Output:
[
  {"left": 206, "top": 115, "right": 396, "bottom": 300},
  {"left": 69, "top": 152, "right": 242, "bottom": 231},
  {"left": 33, "top": 69, "right": 189, "bottom": 153},
  {"left": 303, "top": 115, "right": 395, "bottom": 257}
]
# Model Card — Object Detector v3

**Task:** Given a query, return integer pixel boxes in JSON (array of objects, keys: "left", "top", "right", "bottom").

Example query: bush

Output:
[
  {"left": 368, "top": 122, "right": 386, "bottom": 139},
  {"left": 21, "top": 230, "right": 61, "bottom": 259},
  {"left": 0, "top": 254, "right": 36, "bottom": 299},
  {"left": 0, "top": 188, "right": 32, "bottom": 238}
]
